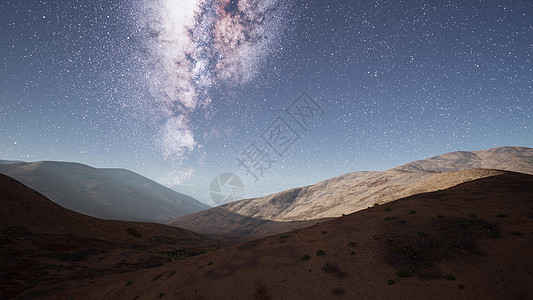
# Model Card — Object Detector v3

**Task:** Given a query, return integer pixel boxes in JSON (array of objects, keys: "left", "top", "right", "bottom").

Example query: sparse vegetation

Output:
[
  {"left": 496, "top": 214, "right": 509, "bottom": 218},
  {"left": 417, "top": 232, "right": 427, "bottom": 238},
  {"left": 169, "top": 270, "right": 176, "bottom": 276},
  {"left": 301, "top": 254, "right": 311, "bottom": 261},
  {"left": 489, "top": 230, "right": 502, "bottom": 239},
  {"left": 157, "top": 293, "right": 165, "bottom": 298},
  {"left": 386, "top": 218, "right": 502, "bottom": 279},
  {"left": 322, "top": 263, "right": 347, "bottom": 278},
  {"left": 469, "top": 213, "right": 477, "bottom": 218},
  {"left": 374, "top": 203, "right": 379, "bottom": 206},
  {"left": 396, "top": 269, "right": 411, "bottom": 278},
  {"left": 331, "top": 287, "right": 345, "bottom": 296},
  {"left": 393, "top": 246, "right": 406, "bottom": 254},
  {"left": 125, "top": 280, "right": 134, "bottom": 286},
  {"left": 207, "top": 261, "right": 213, "bottom": 266},
  {"left": 350, "top": 251, "right": 356, "bottom": 255},
  {"left": 387, "top": 279, "right": 395, "bottom": 285},
  {"left": 385, "top": 206, "right": 392, "bottom": 212},
  {"left": 437, "top": 214, "right": 444, "bottom": 218},
  {"left": 408, "top": 210, "right": 416, "bottom": 215},
  {"left": 316, "top": 249, "right": 326, "bottom": 256},
  {"left": 444, "top": 274, "right": 456, "bottom": 281}
]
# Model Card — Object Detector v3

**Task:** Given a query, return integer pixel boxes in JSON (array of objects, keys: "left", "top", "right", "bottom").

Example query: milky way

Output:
[
  {"left": 1, "top": 0, "right": 531, "bottom": 204},
  {"left": 136, "top": 0, "right": 290, "bottom": 174}
]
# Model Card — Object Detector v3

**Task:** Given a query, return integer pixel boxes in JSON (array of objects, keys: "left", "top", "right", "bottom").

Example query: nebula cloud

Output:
[{"left": 136, "top": 0, "right": 290, "bottom": 182}]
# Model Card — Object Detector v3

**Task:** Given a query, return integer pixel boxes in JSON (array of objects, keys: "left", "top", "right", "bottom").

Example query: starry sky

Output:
[{"left": 1, "top": 0, "right": 532, "bottom": 205}]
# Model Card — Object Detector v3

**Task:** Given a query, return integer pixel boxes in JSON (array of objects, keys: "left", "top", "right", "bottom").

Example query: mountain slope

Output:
[
  {"left": 172, "top": 146, "right": 532, "bottom": 238},
  {"left": 0, "top": 174, "right": 217, "bottom": 299},
  {"left": 0, "top": 161, "right": 209, "bottom": 223},
  {"left": 393, "top": 146, "right": 533, "bottom": 174},
  {"left": 62, "top": 172, "right": 533, "bottom": 299}
]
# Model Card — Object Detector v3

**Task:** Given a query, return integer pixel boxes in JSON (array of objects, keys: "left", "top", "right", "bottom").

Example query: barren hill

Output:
[
  {"left": 61, "top": 172, "right": 533, "bottom": 299},
  {"left": 0, "top": 174, "right": 217, "bottom": 299},
  {"left": 393, "top": 146, "right": 533, "bottom": 174},
  {"left": 0, "top": 161, "right": 209, "bottom": 223},
  {"left": 172, "top": 147, "right": 532, "bottom": 238}
]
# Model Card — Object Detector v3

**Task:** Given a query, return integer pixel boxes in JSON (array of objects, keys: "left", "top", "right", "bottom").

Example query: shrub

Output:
[
  {"left": 396, "top": 269, "right": 411, "bottom": 278},
  {"left": 489, "top": 230, "right": 502, "bottom": 239},
  {"left": 385, "top": 206, "right": 392, "bottom": 212},
  {"left": 444, "top": 274, "right": 456, "bottom": 281},
  {"left": 207, "top": 261, "right": 213, "bottom": 266},
  {"left": 387, "top": 279, "right": 395, "bottom": 285},
  {"left": 301, "top": 254, "right": 311, "bottom": 261},
  {"left": 437, "top": 214, "right": 444, "bottom": 218},
  {"left": 125, "top": 280, "right": 134, "bottom": 286},
  {"left": 469, "top": 213, "right": 477, "bottom": 218},
  {"left": 496, "top": 214, "right": 509, "bottom": 218},
  {"left": 169, "top": 270, "right": 176, "bottom": 276},
  {"left": 393, "top": 246, "right": 406, "bottom": 254},
  {"left": 408, "top": 210, "right": 416, "bottom": 215},
  {"left": 316, "top": 249, "right": 326, "bottom": 256},
  {"left": 157, "top": 293, "right": 165, "bottom": 298},
  {"left": 417, "top": 232, "right": 427, "bottom": 238}
]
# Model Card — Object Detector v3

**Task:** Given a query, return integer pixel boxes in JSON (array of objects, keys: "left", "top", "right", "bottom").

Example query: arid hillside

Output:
[
  {"left": 62, "top": 172, "right": 533, "bottom": 299},
  {"left": 173, "top": 146, "right": 532, "bottom": 238},
  {"left": 0, "top": 174, "right": 217, "bottom": 299}
]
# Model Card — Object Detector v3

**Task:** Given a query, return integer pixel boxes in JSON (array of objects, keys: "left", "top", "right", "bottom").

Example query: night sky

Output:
[{"left": 1, "top": 0, "right": 532, "bottom": 205}]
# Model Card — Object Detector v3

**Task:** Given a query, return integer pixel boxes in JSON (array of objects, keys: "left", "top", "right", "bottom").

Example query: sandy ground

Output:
[
  {"left": 0, "top": 174, "right": 218, "bottom": 299},
  {"left": 57, "top": 172, "right": 533, "bottom": 299}
]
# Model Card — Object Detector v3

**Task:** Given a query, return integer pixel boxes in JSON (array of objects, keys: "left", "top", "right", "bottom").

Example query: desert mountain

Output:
[
  {"left": 61, "top": 172, "right": 533, "bottom": 299},
  {"left": 0, "top": 174, "right": 217, "bottom": 299},
  {"left": 0, "top": 160, "right": 209, "bottom": 223},
  {"left": 172, "top": 146, "right": 533, "bottom": 238},
  {"left": 393, "top": 146, "right": 533, "bottom": 174}
]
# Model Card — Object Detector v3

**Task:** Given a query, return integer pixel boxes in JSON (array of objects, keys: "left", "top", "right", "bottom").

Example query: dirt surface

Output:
[
  {"left": 60, "top": 172, "right": 533, "bottom": 299},
  {"left": 0, "top": 174, "right": 218, "bottom": 299}
]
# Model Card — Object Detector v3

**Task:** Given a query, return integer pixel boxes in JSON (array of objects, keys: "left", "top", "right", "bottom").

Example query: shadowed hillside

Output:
[
  {"left": 61, "top": 172, "right": 533, "bottom": 299},
  {"left": 0, "top": 161, "right": 209, "bottom": 223},
  {"left": 0, "top": 174, "right": 217, "bottom": 299}
]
